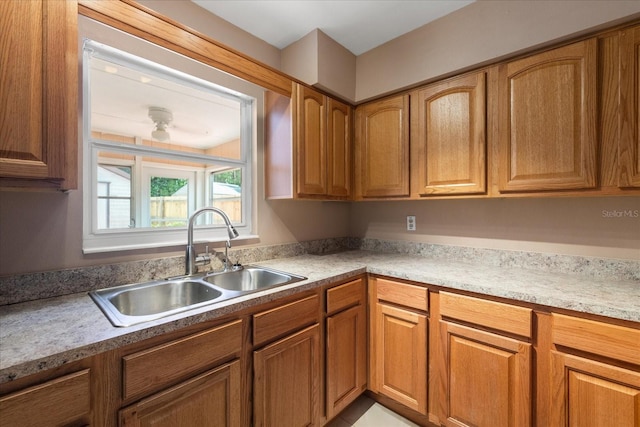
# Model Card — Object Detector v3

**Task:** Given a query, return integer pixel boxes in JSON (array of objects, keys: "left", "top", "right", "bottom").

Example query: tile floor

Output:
[{"left": 326, "top": 396, "right": 419, "bottom": 427}]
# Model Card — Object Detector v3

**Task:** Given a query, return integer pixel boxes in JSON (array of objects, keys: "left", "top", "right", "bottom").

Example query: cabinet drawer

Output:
[
  {"left": 253, "top": 294, "right": 319, "bottom": 347},
  {"left": 552, "top": 314, "right": 640, "bottom": 365},
  {"left": 0, "top": 369, "right": 90, "bottom": 426},
  {"left": 327, "top": 278, "right": 365, "bottom": 314},
  {"left": 123, "top": 319, "right": 242, "bottom": 400},
  {"left": 440, "top": 292, "right": 532, "bottom": 338},
  {"left": 375, "top": 277, "right": 428, "bottom": 312}
]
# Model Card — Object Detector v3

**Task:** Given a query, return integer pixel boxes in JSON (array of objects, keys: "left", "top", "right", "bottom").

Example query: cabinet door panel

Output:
[
  {"left": 327, "top": 98, "right": 352, "bottom": 198},
  {"left": 254, "top": 324, "right": 321, "bottom": 427},
  {"left": 498, "top": 39, "right": 597, "bottom": 192},
  {"left": 620, "top": 24, "right": 640, "bottom": 187},
  {"left": 356, "top": 95, "right": 410, "bottom": 198},
  {"left": 119, "top": 360, "right": 241, "bottom": 427},
  {"left": 551, "top": 351, "right": 640, "bottom": 427},
  {"left": 326, "top": 304, "right": 367, "bottom": 419},
  {"left": 0, "top": 1, "right": 44, "bottom": 171},
  {"left": 0, "top": 0, "right": 77, "bottom": 188},
  {"left": 415, "top": 72, "right": 486, "bottom": 195},
  {"left": 374, "top": 302, "right": 427, "bottom": 414},
  {"left": 296, "top": 85, "right": 327, "bottom": 196},
  {"left": 440, "top": 321, "right": 531, "bottom": 427}
]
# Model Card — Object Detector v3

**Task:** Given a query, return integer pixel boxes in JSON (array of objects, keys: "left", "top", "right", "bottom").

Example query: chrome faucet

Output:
[{"left": 186, "top": 207, "right": 239, "bottom": 275}]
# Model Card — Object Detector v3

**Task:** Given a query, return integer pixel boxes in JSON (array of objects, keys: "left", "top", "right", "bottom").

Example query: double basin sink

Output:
[{"left": 89, "top": 266, "right": 306, "bottom": 327}]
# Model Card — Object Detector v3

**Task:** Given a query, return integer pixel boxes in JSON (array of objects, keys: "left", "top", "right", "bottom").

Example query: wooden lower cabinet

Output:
[
  {"left": 325, "top": 279, "right": 367, "bottom": 419},
  {"left": 548, "top": 313, "right": 640, "bottom": 427},
  {"left": 369, "top": 278, "right": 429, "bottom": 415},
  {"left": 120, "top": 360, "right": 241, "bottom": 427},
  {"left": 550, "top": 352, "right": 640, "bottom": 427},
  {"left": 439, "top": 321, "right": 531, "bottom": 427},
  {"left": 438, "top": 292, "right": 532, "bottom": 427},
  {"left": 0, "top": 369, "right": 91, "bottom": 426},
  {"left": 254, "top": 324, "right": 321, "bottom": 427}
]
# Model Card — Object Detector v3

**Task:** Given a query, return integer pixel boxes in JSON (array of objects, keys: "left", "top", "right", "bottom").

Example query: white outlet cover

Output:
[{"left": 407, "top": 215, "right": 416, "bottom": 231}]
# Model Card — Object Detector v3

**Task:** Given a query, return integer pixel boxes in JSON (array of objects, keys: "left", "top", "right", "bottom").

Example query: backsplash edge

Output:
[{"left": 1, "top": 237, "right": 637, "bottom": 305}]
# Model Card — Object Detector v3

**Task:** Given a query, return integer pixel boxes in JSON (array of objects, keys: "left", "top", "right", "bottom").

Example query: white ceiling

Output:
[{"left": 192, "top": 0, "right": 475, "bottom": 55}]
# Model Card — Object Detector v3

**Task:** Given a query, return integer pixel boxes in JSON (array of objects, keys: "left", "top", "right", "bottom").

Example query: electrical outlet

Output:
[{"left": 407, "top": 215, "right": 416, "bottom": 231}]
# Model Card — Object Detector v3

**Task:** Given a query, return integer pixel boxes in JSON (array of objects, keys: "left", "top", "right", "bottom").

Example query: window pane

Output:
[
  {"left": 211, "top": 168, "right": 242, "bottom": 223},
  {"left": 149, "top": 176, "right": 189, "bottom": 228},
  {"left": 89, "top": 55, "right": 243, "bottom": 159},
  {"left": 97, "top": 165, "right": 132, "bottom": 229}
]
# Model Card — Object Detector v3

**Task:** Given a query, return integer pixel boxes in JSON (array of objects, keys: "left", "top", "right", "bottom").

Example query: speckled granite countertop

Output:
[{"left": 1, "top": 250, "right": 638, "bottom": 383}]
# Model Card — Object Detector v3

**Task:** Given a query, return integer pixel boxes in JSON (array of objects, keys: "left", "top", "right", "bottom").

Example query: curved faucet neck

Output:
[
  {"left": 187, "top": 207, "right": 233, "bottom": 246},
  {"left": 186, "top": 207, "right": 238, "bottom": 275}
]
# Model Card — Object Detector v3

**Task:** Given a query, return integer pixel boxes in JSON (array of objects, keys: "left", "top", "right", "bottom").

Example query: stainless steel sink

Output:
[
  {"left": 203, "top": 266, "right": 305, "bottom": 292},
  {"left": 90, "top": 279, "right": 224, "bottom": 327},
  {"left": 107, "top": 280, "right": 223, "bottom": 316},
  {"left": 90, "top": 266, "right": 306, "bottom": 327}
]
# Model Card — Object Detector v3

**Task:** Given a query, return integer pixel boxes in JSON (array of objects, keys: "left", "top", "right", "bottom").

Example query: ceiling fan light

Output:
[
  {"left": 148, "top": 106, "right": 173, "bottom": 142},
  {"left": 151, "top": 129, "right": 171, "bottom": 142}
]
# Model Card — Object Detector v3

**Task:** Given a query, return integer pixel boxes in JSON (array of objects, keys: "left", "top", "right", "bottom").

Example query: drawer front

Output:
[
  {"left": 440, "top": 292, "right": 532, "bottom": 338},
  {"left": 253, "top": 294, "right": 319, "bottom": 347},
  {"left": 0, "top": 369, "right": 91, "bottom": 426},
  {"left": 327, "top": 278, "right": 365, "bottom": 314},
  {"left": 123, "top": 319, "right": 243, "bottom": 400},
  {"left": 552, "top": 313, "right": 640, "bottom": 365},
  {"left": 375, "top": 277, "right": 428, "bottom": 312}
]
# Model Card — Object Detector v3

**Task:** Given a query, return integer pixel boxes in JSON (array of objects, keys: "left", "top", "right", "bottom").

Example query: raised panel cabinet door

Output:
[
  {"left": 620, "top": 24, "right": 640, "bottom": 188},
  {"left": 119, "top": 360, "right": 241, "bottom": 427},
  {"left": 295, "top": 84, "right": 327, "bottom": 196},
  {"left": 326, "top": 304, "right": 367, "bottom": 419},
  {"left": 254, "top": 324, "right": 321, "bottom": 427},
  {"left": 440, "top": 321, "right": 531, "bottom": 427},
  {"left": 498, "top": 39, "right": 597, "bottom": 192},
  {"left": 327, "top": 98, "right": 352, "bottom": 198},
  {"left": 414, "top": 72, "right": 487, "bottom": 195},
  {"left": 355, "top": 95, "right": 410, "bottom": 198},
  {"left": 550, "top": 351, "right": 640, "bottom": 427},
  {"left": 373, "top": 302, "right": 428, "bottom": 414},
  {"left": 0, "top": 0, "right": 77, "bottom": 189}
]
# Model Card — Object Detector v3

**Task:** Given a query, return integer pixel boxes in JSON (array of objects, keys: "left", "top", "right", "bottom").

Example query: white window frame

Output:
[{"left": 82, "top": 38, "right": 257, "bottom": 254}]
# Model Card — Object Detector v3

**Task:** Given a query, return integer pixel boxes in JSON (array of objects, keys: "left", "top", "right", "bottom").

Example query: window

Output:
[{"left": 82, "top": 38, "right": 258, "bottom": 253}]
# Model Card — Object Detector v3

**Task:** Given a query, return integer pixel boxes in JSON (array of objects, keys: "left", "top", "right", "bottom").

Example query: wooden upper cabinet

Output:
[
  {"left": 327, "top": 98, "right": 352, "bottom": 197},
  {"left": 355, "top": 95, "right": 410, "bottom": 198},
  {"left": 620, "top": 24, "right": 640, "bottom": 188},
  {"left": 295, "top": 84, "right": 327, "bottom": 196},
  {"left": 497, "top": 39, "right": 597, "bottom": 193},
  {"left": 0, "top": 0, "right": 78, "bottom": 190},
  {"left": 413, "top": 72, "right": 486, "bottom": 196},
  {"left": 266, "top": 83, "right": 352, "bottom": 200}
]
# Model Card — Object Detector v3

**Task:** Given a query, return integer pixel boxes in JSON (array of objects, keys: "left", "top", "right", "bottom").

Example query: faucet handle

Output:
[{"left": 195, "top": 245, "right": 212, "bottom": 266}]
